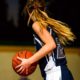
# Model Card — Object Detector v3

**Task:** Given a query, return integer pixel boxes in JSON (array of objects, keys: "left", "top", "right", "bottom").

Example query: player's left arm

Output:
[{"left": 29, "top": 21, "right": 56, "bottom": 64}]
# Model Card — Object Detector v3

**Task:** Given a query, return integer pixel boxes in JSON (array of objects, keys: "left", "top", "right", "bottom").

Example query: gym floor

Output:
[{"left": 0, "top": 46, "right": 80, "bottom": 80}]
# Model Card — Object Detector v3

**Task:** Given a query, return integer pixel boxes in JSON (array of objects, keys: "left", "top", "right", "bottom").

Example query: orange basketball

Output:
[{"left": 12, "top": 50, "right": 37, "bottom": 76}]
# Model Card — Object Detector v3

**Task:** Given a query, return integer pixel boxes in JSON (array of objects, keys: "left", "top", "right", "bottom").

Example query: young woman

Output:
[{"left": 16, "top": 0, "right": 75, "bottom": 80}]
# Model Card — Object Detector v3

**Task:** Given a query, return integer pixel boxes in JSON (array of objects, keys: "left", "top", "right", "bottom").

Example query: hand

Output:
[{"left": 15, "top": 57, "right": 31, "bottom": 75}]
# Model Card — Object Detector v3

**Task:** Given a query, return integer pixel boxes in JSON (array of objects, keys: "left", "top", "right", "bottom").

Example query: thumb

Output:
[{"left": 17, "top": 56, "right": 23, "bottom": 61}]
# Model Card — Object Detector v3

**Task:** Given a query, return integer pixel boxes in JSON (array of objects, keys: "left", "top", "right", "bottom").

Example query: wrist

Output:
[{"left": 28, "top": 58, "right": 34, "bottom": 64}]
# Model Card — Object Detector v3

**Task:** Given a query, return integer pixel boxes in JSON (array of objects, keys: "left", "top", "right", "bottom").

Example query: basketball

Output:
[{"left": 12, "top": 50, "right": 37, "bottom": 76}]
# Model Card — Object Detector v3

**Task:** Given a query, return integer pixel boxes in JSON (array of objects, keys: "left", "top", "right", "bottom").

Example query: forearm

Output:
[{"left": 28, "top": 43, "right": 56, "bottom": 64}]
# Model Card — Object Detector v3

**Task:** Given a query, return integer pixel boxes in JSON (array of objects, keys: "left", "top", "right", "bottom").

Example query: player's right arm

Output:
[
  {"left": 15, "top": 21, "right": 56, "bottom": 74},
  {"left": 28, "top": 21, "right": 56, "bottom": 64}
]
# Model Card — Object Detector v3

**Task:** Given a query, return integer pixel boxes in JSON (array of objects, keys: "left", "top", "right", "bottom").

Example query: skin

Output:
[{"left": 16, "top": 18, "right": 56, "bottom": 75}]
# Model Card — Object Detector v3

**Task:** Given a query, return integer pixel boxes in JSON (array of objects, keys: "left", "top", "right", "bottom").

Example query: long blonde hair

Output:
[{"left": 24, "top": 0, "right": 76, "bottom": 45}]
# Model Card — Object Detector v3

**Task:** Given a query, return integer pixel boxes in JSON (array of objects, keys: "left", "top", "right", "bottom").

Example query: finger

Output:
[
  {"left": 19, "top": 68, "right": 25, "bottom": 74},
  {"left": 26, "top": 68, "right": 28, "bottom": 75},
  {"left": 15, "top": 64, "right": 22, "bottom": 69},
  {"left": 17, "top": 66, "right": 23, "bottom": 73}
]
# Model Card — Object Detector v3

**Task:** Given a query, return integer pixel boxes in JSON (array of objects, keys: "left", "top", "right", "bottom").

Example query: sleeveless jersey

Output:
[{"left": 33, "top": 26, "right": 67, "bottom": 77}]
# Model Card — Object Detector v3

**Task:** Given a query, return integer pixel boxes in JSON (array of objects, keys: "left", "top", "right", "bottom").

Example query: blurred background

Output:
[{"left": 0, "top": 0, "right": 80, "bottom": 80}]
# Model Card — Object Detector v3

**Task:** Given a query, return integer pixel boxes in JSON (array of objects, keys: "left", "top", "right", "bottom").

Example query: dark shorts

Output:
[{"left": 61, "top": 65, "right": 74, "bottom": 80}]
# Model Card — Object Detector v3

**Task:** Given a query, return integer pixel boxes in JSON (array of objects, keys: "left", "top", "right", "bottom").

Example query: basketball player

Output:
[{"left": 16, "top": 0, "right": 75, "bottom": 80}]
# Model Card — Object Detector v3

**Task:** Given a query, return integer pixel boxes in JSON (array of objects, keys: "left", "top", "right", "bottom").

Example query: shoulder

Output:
[
  {"left": 32, "top": 21, "right": 40, "bottom": 29},
  {"left": 32, "top": 21, "right": 42, "bottom": 33}
]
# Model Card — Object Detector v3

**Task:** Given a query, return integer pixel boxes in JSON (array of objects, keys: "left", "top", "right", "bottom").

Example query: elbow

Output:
[
  {"left": 51, "top": 43, "right": 56, "bottom": 50},
  {"left": 48, "top": 42, "right": 56, "bottom": 50}
]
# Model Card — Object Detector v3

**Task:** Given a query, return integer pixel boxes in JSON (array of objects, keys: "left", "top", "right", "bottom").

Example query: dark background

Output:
[{"left": 0, "top": 0, "right": 80, "bottom": 47}]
